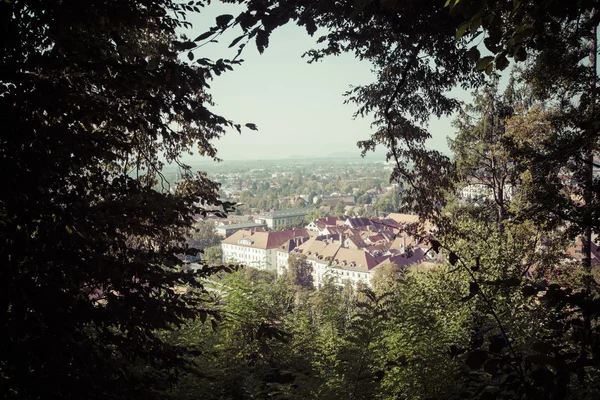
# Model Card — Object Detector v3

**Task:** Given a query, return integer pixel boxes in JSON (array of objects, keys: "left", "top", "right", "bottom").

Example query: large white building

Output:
[{"left": 221, "top": 228, "right": 310, "bottom": 271}]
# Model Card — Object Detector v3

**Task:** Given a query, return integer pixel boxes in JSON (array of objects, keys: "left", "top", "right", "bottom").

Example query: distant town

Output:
[{"left": 179, "top": 158, "right": 595, "bottom": 289}]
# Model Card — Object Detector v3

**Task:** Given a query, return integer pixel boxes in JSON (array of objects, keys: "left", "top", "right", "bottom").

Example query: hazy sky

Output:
[{"left": 184, "top": 4, "right": 466, "bottom": 162}]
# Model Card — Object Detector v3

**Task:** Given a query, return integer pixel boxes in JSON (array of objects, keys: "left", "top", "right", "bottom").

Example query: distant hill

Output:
[
  {"left": 327, "top": 150, "right": 388, "bottom": 160},
  {"left": 325, "top": 151, "right": 361, "bottom": 159}
]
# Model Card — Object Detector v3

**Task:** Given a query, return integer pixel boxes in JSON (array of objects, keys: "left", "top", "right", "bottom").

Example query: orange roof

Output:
[
  {"left": 295, "top": 238, "right": 380, "bottom": 271},
  {"left": 334, "top": 248, "right": 379, "bottom": 271},
  {"left": 376, "top": 248, "right": 426, "bottom": 268},
  {"left": 222, "top": 229, "right": 309, "bottom": 250},
  {"left": 345, "top": 235, "right": 368, "bottom": 249},
  {"left": 295, "top": 238, "right": 341, "bottom": 261},
  {"left": 386, "top": 213, "right": 419, "bottom": 224}
]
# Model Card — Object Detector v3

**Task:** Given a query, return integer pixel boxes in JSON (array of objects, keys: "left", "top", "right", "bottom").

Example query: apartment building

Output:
[
  {"left": 221, "top": 228, "right": 309, "bottom": 271},
  {"left": 255, "top": 208, "right": 308, "bottom": 229}
]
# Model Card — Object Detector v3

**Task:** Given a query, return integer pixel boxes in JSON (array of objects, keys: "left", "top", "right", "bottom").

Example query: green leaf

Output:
[
  {"left": 483, "top": 358, "right": 503, "bottom": 375},
  {"left": 469, "top": 17, "right": 482, "bottom": 33},
  {"left": 531, "top": 341, "right": 552, "bottom": 354},
  {"left": 514, "top": 46, "right": 527, "bottom": 62},
  {"left": 488, "top": 335, "right": 507, "bottom": 353},
  {"left": 466, "top": 46, "right": 480, "bottom": 61},
  {"left": 522, "top": 285, "right": 538, "bottom": 296},
  {"left": 174, "top": 41, "right": 196, "bottom": 50},
  {"left": 187, "top": 51, "right": 194, "bottom": 61},
  {"left": 484, "top": 277, "right": 521, "bottom": 286},
  {"left": 475, "top": 56, "right": 494, "bottom": 71},
  {"left": 65, "top": 225, "right": 73, "bottom": 234},
  {"left": 527, "top": 354, "right": 556, "bottom": 367},
  {"left": 456, "top": 22, "right": 469, "bottom": 40}
]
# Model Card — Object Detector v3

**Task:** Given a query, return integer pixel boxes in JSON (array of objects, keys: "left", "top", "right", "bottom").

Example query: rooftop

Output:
[{"left": 222, "top": 228, "right": 310, "bottom": 250}]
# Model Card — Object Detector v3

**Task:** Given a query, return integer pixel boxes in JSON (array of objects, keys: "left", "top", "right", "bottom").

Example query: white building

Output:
[
  {"left": 255, "top": 208, "right": 308, "bottom": 229},
  {"left": 221, "top": 228, "right": 309, "bottom": 271},
  {"left": 459, "top": 180, "right": 516, "bottom": 202}
]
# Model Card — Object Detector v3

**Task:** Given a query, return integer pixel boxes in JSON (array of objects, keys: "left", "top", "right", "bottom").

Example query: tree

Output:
[
  {"left": 306, "top": 208, "right": 324, "bottom": 223},
  {"left": 203, "top": 245, "right": 223, "bottom": 265},
  {"left": 450, "top": 78, "right": 521, "bottom": 229},
  {"left": 0, "top": 1, "right": 243, "bottom": 397},
  {"left": 353, "top": 206, "right": 365, "bottom": 218},
  {"left": 283, "top": 254, "right": 314, "bottom": 289},
  {"left": 334, "top": 200, "right": 346, "bottom": 217},
  {"left": 193, "top": 1, "right": 600, "bottom": 397},
  {"left": 370, "top": 262, "right": 403, "bottom": 295},
  {"left": 444, "top": 0, "right": 600, "bottom": 271},
  {"left": 187, "top": 220, "right": 221, "bottom": 252}
]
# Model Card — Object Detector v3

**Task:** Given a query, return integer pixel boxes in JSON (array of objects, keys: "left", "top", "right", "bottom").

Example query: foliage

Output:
[
  {"left": 187, "top": 220, "right": 221, "bottom": 253},
  {"left": 0, "top": 0, "right": 244, "bottom": 397},
  {"left": 450, "top": 77, "right": 522, "bottom": 226},
  {"left": 203, "top": 245, "right": 223, "bottom": 265},
  {"left": 283, "top": 254, "right": 314, "bottom": 290},
  {"left": 333, "top": 200, "right": 346, "bottom": 217}
]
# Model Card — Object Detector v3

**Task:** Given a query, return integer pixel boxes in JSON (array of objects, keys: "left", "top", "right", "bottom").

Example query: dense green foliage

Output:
[{"left": 166, "top": 268, "right": 468, "bottom": 399}]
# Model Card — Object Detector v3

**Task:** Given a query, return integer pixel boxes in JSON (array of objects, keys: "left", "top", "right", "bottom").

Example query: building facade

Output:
[
  {"left": 255, "top": 208, "right": 308, "bottom": 229},
  {"left": 221, "top": 229, "right": 309, "bottom": 271}
]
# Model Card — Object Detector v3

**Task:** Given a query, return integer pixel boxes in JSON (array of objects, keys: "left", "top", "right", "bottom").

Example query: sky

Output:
[{"left": 182, "top": 4, "right": 466, "bottom": 162}]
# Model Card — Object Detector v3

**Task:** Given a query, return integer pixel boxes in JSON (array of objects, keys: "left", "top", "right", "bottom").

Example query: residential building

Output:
[
  {"left": 314, "top": 195, "right": 356, "bottom": 206},
  {"left": 287, "top": 237, "right": 426, "bottom": 289},
  {"left": 221, "top": 228, "right": 309, "bottom": 271},
  {"left": 255, "top": 208, "right": 308, "bottom": 229},
  {"left": 385, "top": 213, "right": 419, "bottom": 225},
  {"left": 458, "top": 179, "right": 516, "bottom": 202}
]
